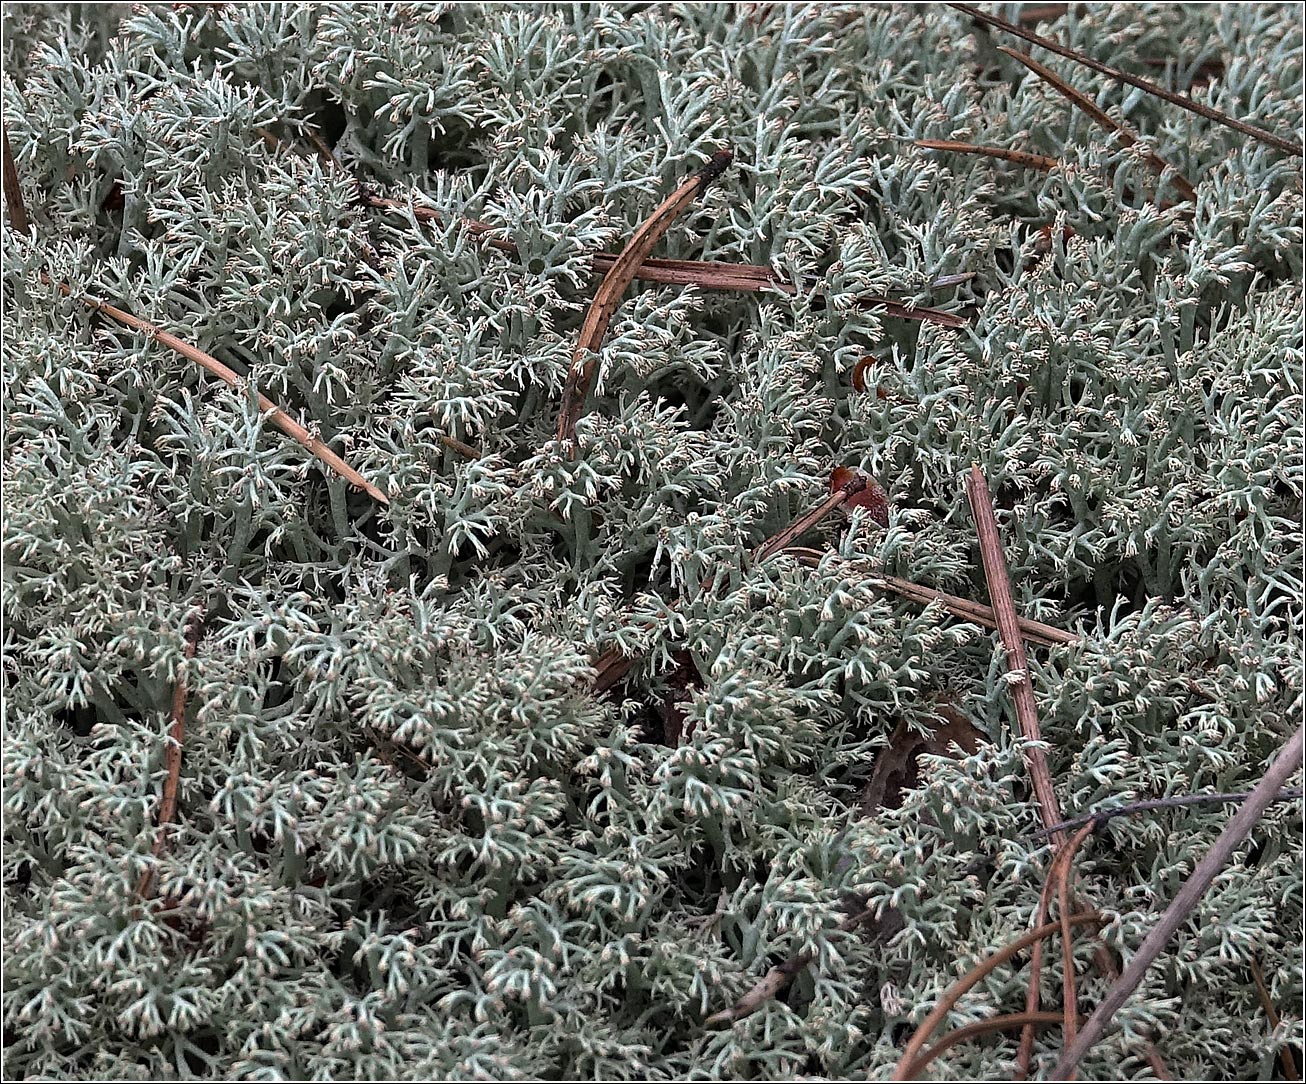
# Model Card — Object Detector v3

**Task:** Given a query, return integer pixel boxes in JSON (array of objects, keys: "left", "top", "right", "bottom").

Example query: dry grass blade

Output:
[
  {"left": 1052, "top": 723, "right": 1305, "bottom": 1078},
  {"left": 1016, "top": 823, "right": 1095, "bottom": 1076},
  {"left": 751, "top": 482, "right": 866, "bottom": 566},
  {"left": 891, "top": 913, "right": 1103, "bottom": 1080},
  {"left": 1019, "top": 848, "right": 1065, "bottom": 1075},
  {"left": 588, "top": 253, "right": 777, "bottom": 290},
  {"left": 704, "top": 907, "right": 875, "bottom": 1027},
  {"left": 365, "top": 195, "right": 518, "bottom": 253},
  {"left": 782, "top": 553, "right": 1075, "bottom": 646},
  {"left": 907, "top": 1011, "right": 1083, "bottom": 1079},
  {"left": 948, "top": 2, "right": 1304, "bottom": 156},
  {"left": 966, "top": 466, "right": 1064, "bottom": 837},
  {"left": 135, "top": 606, "right": 204, "bottom": 899},
  {"left": 54, "top": 280, "right": 389, "bottom": 504},
  {"left": 556, "top": 149, "right": 734, "bottom": 442},
  {"left": 3, "top": 123, "right": 31, "bottom": 233},
  {"left": 1000, "top": 46, "right": 1199, "bottom": 204},
  {"left": 852, "top": 296, "right": 969, "bottom": 327},
  {"left": 916, "top": 138, "right": 1060, "bottom": 171},
  {"left": 1250, "top": 957, "right": 1299, "bottom": 1081}
]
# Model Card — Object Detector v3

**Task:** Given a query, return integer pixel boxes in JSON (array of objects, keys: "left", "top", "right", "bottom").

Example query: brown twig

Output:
[
  {"left": 915, "top": 139, "right": 1060, "bottom": 172},
  {"left": 948, "top": 2, "right": 1303, "bottom": 156},
  {"left": 1018, "top": 878, "right": 1056, "bottom": 1075},
  {"left": 556, "top": 149, "right": 734, "bottom": 442},
  {"left": 437, "top": 433, "right": 480, "bottom": 459},
  {"left": 906, "top": 1011, "right": 1084, "bottom": 1080},
  {"left": 1000, "top": 47, "right": 1199, "bottom": 204},
  {"left": 891, "top": 912, "right": 1103, "bottom": 1080},
  {"left": 966, "top": 466, "right": 1064, "bottom": 838},
  {"left": 135, "top": 606, "right": 204, "bottom": 899},
  {"left": 48, "top": 279, "right": 389, "bottom": 503},
  {"left": 704, "top": 906, "right": 875, "bottom": 1027},
  {"left": 366, "top": 195, "right": 969, "bottom": 328},
  {"left": 784, "top": 551, "right": 1076, "bottom": 647},
  {"left": 1033, "top": 787, "right": 1304, "bottom": 838},
  {"left": 3, "top": 123, "right": 31, "bottom": 234},
  {"left": 865, "top": 570, "right": 1075, "bottom": 648},
  {"left": 1250, "top": 957, "right": 1299, "bottom": 1081},
  {"left": 1144, "top": 1044, "right": 1174, "bottom": 1079},
  {"left": 1052, "top": 723, "right": 1306, "bottom": 1078}
]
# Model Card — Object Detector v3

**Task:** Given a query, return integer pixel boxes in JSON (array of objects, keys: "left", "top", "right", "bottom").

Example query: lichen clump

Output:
[{"left": 2, "top": 4, "right": 1301, "bottom": 1080}]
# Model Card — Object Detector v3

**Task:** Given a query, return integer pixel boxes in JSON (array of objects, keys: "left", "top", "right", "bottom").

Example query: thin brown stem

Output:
[
  {"left": 966, "top": 466, "right": 1064, "bottom": 838},
  {"left": 704, "top": 907, "right": 874, "bottom": 1027},
  {"left": 906, "top": 1011, "right": 1083, "bottom": 1080},
  {"left": 593, "top": 472, "right": 872, "bottom": 693},
  {"left": 557, "top": 150, "right": 733, "bottom": 442},
  {"left": 50, "top": 279, "right": 388, "bottom": 503},
  {"left": 1033, "top": 787, "right": 1304, "bottom": 838},
  {"left": 865, "top": 571, "right": 1075, "bottom": 648},
  {"left": 891, "top": 913, "right": 1103, "bottom": 1080},
  {"left": 1000, "top": 47, "right": 1199, "bottom": 204},
  {"left": 1018, "top": 851, "right": 1062, "bottom": 1077},
  {"left": 916, "top": 139, "right": 1060, "bottom": 172},
  {"left": 1250, "top": 957, "right": 1299, "bottom": 1081},
  {"left": 135, "top": 606, "right": 204, "bottom": 899},
  {"left": 782, "top": 549, "right": 1075, "bottom": 647},
  {"left": 1018, "top": 4, "right": 1070, "bottom": 23},
  {"left": 1056, "top": 823, "right": 1098, "bottom": 1076},
  {"left": 3, "top": 123, "right": 31, "bottom": 233},
  {"left": 1052, "top": 724, "right": 1305, "bottom": 1078},
  {"left": 947, "top": 2, "right": 1303, "bottom": 156}
]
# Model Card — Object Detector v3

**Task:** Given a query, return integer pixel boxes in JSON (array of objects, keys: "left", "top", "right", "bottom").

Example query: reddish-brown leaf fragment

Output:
[
  {"left": 851, "top": 356, "right": 874, "bottom": 393},
  {"left": 831, "top": 467, "right": 891, "bottom": 527}
]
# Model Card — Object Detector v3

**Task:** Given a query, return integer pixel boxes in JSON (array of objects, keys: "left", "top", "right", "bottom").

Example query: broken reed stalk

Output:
[
  {"left": 1000, "top": 47, "right": 1199, "bottom": 204},
  {"left": 915, "top": 139, "right": 1060, "bottom": 172},
  {"left": 1033, "top": 787, "right": 1304, "bottom": 838},
  {"left": 1250, "top": 957, "right": 1299, "bottom": 1081},
  {"left": 556, "top": 149, "right": 734, "bottom": 442},
  {"left": 966, "top": 465, "right": 1064, "bottom": 838},
  {"left": 947, "top": 2, "right": 1304, "bottom": 156},
  {"left": 907, "top": 1011, "right": 1083, "bottom": 1080},
  {"left": 135, "top": 606, "right": 204, "bottom": 899},
  {"left": 1051, "top": 722, "right": 1306, "bottom": 1079},
  {"left": 49, "top": 279, "right": 388, "bottom": 503},
  {"left": 3, "top": 123, "right": 31, "bottom": 233},
  {"left": 366, "top": 195, "right": 968, "bottom": 328},
  {"left": 891, "top": 912, "right": 1103, "bottom": 1081},
  {"left": 704, "top": 906, "right": 875, "bottom": 1027}
]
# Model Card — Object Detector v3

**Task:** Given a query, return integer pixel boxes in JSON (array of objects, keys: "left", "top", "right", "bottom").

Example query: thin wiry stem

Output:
[
  {"left": 948, "top": 2, "right": 1303, "bottom": 155},
  {"left": 1052, "top": 724, "right": 1305, "bottom": 1078}
]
